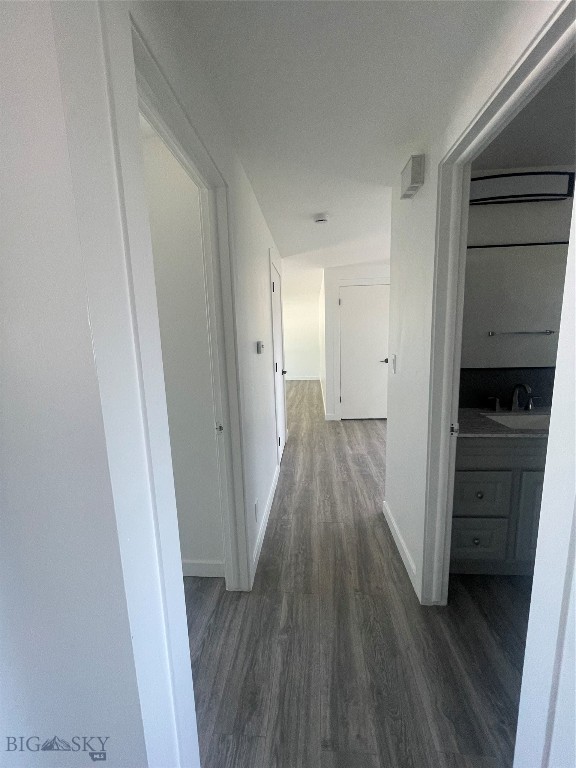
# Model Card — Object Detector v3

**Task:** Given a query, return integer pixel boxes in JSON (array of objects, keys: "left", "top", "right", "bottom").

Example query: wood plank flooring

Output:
[{"left": 185, "top": 380, "right": 532, "bottom": 768}]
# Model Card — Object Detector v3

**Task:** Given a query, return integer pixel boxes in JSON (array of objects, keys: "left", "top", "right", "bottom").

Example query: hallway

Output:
[{"left": 185, "top": 381, "right": 531, "bottom": 768}]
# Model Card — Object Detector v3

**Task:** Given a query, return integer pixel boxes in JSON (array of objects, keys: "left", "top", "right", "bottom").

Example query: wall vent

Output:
[{"left": 400, "top": 154, "right": 425, "bottom": 199}]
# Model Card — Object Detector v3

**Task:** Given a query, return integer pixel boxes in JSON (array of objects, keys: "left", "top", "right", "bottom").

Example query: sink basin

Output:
[{"left": 482, "top": 412, "right": 550, "bottom": 430}]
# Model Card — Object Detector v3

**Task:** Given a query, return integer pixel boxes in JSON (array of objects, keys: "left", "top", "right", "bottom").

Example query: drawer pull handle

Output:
[
  {"left": 476, "top": 491, "right": 484, "bottom": 500},
  {"left": 473, "top": 537, "right": 481, "bottom": 546}
]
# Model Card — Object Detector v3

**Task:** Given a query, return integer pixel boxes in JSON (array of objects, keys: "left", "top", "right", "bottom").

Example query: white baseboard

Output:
[
  {"left": 182, "top": 559, "right": 225, "bottom": 578},
  {"left": 285, "top": 376, "right": 319, "bottom": 381},
  {"left": 252, "top": 463, "right": 281, "bottom": 578},
  {"left": 325, "top": 413, "right": 339, "bottom": 421},
  {"left": 382, "top": 500, "right": 416, "bottom": 576}
]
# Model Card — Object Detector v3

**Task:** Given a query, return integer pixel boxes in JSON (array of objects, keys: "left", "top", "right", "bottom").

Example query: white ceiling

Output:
[
  {"left": 179, "top": 2, "right": 556, "bottom": 265},
  {"left": 474, "top": 57, "right": 576, "bottom": 171}
]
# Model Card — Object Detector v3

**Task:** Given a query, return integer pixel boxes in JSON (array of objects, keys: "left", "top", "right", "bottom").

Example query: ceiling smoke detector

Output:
[{"left": 314, "top": 212, "right": 329, "bottom": 223}]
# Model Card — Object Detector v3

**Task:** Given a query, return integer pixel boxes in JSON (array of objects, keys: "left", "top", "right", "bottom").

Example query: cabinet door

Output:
[
  {"left": 516, "top": 470, "right": 544, "bottom": 561},
  {"left": 453, "top": 470, "right": 512, "bottom": 517}
]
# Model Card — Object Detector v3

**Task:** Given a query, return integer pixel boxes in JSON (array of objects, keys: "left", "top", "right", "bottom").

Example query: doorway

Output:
[
  {"left": 446, "top": 58, "right": 574, "bottom": 765},
  {"left": 442, "top": 57, "right": 574, "bottom": 584},
  {"left": 425, "top": 30, "right": 575, "bottom": 764},
  {"left": 340, "top": 283, "right": 390, "bottom": 419},
  {"left": 271, "top": 262, "right": 287, "bottom": 462},
  {"left": 139, "top": 115, "right": 228, "bottom": 579}
]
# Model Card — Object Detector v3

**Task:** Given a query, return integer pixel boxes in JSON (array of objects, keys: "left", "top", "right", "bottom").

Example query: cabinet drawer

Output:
[
  {"left": 451, "top": 518, "right": 508, "bottom": 561},
  {"left": 453, "top": 471, "right": 512, "bottom": 518}
]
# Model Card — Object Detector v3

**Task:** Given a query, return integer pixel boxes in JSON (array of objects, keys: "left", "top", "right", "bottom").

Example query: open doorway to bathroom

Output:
[
  {"left": 446, "top": 55, "right": 575, "bottom": 763},
  {"left": 449, "top": 57, "right": 574, "bottom": 576}
]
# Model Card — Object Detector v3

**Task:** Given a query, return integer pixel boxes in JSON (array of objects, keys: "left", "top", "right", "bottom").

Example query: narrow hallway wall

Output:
[{"left": 0, "top": 4, "right": 148, "bottom": 764}]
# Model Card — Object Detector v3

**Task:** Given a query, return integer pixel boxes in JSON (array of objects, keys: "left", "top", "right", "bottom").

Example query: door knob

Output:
[
  {"left": 380, "top": 358, "right": 389, "bottom": 363},
  {"left": 281, "top": 369, "right": 287, "bottom": 375}
]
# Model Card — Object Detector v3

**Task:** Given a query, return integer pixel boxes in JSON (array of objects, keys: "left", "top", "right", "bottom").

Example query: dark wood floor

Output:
[{"left": 185, "top": 381, "right": 532, "bottom": 768}]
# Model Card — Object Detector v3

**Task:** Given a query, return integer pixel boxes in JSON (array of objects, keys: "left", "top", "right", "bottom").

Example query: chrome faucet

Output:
[{"left": 511, "top": 383, "right": 533, "bottom": 411}]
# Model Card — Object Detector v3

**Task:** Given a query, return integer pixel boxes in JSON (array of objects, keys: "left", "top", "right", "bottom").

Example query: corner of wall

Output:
[
  {"left": 382, "top": 500, "right": 419, "bottom": 592},
  {"left": 251, "top": 462, "right": 280, "bottom": 581}
]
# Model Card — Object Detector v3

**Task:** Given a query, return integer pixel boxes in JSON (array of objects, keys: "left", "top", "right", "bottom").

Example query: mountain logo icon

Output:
[{"left": 41, "top": 736, "right": 72, "bottom": 751}]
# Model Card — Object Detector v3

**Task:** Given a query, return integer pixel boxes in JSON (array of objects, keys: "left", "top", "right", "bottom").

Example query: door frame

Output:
[
  {"left": 269, "top": 249, "right": 287, "bottom": 461},
  {"left": 97, "top": 5, "right": 255, "bottom": 763},
  {"left": 334, "top": 277, "right": 390, "bottom": 420},
  {"left": 423, "top": 2, "right": 575, "bottom": 607},
  {"left": 131, "top": 23, "right": 250, "bottom": 593},
  {"left": 423, "top": 4, "right": 575, "bottom": 764}
]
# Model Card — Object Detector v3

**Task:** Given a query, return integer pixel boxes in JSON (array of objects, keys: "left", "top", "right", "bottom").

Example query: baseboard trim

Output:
[
  {"left": 285, "top": 376, "right": 319, "bottom": 381},
  {"left": 182, "top": 559, "right": 225, "bottom": 578},
  {"left": 325, "top": 413, "right": 339, "bottom": 421},
  {"left": 382, "top": 500, "right": 417, "bottom": 576},
  {"left": 252, "top": 463, "right": 281, "bottom": 579}
]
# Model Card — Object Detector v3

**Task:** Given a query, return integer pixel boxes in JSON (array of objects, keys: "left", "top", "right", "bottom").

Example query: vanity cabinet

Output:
[
  {"left": 450, "top": 437, "right": 547, "bottom": 575},
  {"left": 516, "top": 470, "right": 545, "bottom": 561}
]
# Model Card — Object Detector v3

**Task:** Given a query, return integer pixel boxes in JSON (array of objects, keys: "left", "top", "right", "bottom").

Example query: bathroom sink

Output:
[{"left": 482, "top": 412, "right": 550, "bottom": 430}]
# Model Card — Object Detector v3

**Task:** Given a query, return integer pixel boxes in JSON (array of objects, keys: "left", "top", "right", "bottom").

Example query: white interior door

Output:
[
  {"left": 271, "top": 264, "right": 287, "bottom": 460},
  {"left": 340, "top": 283, "right": 390, "bottom": 419}
]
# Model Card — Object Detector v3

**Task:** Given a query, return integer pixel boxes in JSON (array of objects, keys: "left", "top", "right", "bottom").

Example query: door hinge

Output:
[
  {"left": 275, "top": 362, "right": 278, "bottom": 372},
  {"left": 272, "top": 281, "right": 275, "bottom": 292},
  {"left": 338, "top": 298, "right": 341, "bottom": 305},
  {"left": 450, "top": 423, "right": 460, "bottom": 436},
  {"left": 339, "top": 396, "right": 342, "bottom": 403},
  {"left": 278, "top": 436, "right": 281, "bottom": 446}
]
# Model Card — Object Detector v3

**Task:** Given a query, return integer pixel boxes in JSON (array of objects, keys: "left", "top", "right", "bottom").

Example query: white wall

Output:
[
  {"left": 129, "top": 2, "right": 281, "bottom": 575},
  {"left": 461, "top": 244, "right": 568, "bottom": 367},
  {"left": 0, "top": 4, "right": 147, "bottom": 765},
  {"left": 141, "top": 126, "right": 224, "bottom": 574},
  {"left": 386, "top": 163, "right": 440, "bottom": 584},
  {"left": 384, "top": 1, "right": 570, "bottom": 600},
  {"left": 462, "top": 170, "right": 572, "bottom": 367},
  {"left": 321, "top": 261, "right": 390, "bottom": 419},
  {"left": 281, "top": 260, "right": 322, "bottom": 380}
]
